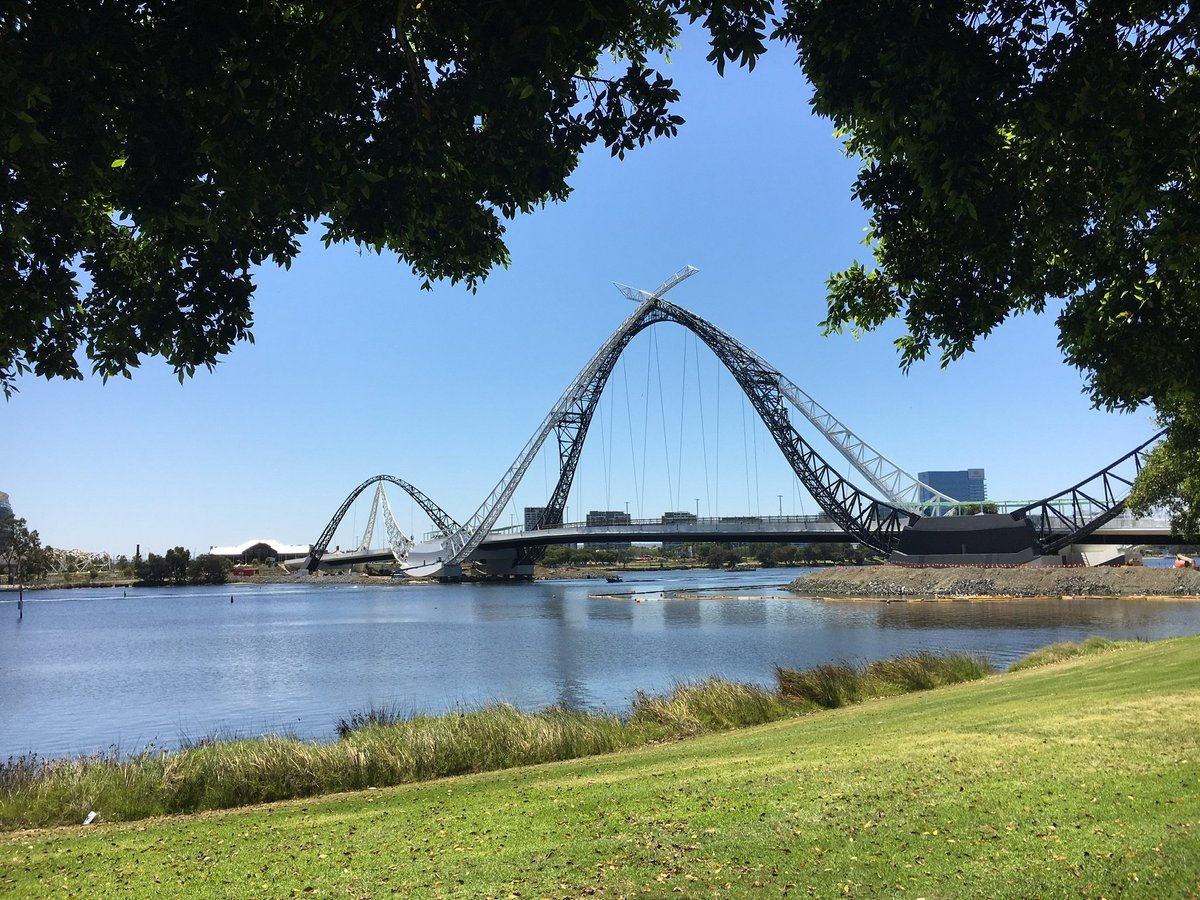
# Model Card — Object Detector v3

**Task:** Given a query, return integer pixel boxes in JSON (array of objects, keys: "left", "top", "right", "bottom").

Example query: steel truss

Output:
[
  {"left": 307, "top": 475, "right": 461, "bottom": 572},
  {"left": 437, "top": 269, "right": 917, "bottom": 566},
  {"left": 358, "top": 482, "right": 384, "bottom": 551},
  {"left": 310, "top": 272, "right": 1163, "bottom": 575},
  {"left": 1011, "top": 430, "right": 1165, "bottom": 554},
  {"left": 614, "top": 275, "right": 956, "bottom": 512}
]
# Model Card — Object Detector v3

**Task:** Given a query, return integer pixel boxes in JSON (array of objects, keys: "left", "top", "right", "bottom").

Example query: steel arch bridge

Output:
[{"left": 304, "top": 268, "right": 1163, "bottom": 578}]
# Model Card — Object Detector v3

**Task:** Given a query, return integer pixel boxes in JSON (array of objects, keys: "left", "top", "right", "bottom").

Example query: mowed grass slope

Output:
[{"left": 4, "top": 637, "right": 1199, "bottom": 898}]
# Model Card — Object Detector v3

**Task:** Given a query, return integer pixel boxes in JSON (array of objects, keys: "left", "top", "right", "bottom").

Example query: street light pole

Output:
[
  {"left": 695, "top": 498, "right": 699, "bottom": 518},
  {"left": 777, "top": 494, "right": 783, "bottom": 517}
]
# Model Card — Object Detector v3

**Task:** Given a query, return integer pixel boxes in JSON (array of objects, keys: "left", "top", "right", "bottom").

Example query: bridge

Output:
[{"left": 296, "top": 267, "right": 1174, "bottom": 579}]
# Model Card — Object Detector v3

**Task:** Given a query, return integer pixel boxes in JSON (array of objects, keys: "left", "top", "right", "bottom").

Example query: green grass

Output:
[{"left": 2, "top": 636, "right": 1197, "bottom": 897}]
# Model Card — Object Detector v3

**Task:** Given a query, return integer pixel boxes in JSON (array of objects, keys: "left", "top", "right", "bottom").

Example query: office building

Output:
[
  {"left": 585, "top": 510, "right": 631, "bottom": 549},
  {"left": 0, "top": 491, "right": 12, "bottom": 557},
  {"left": 523, "top": 506, "right": 548, "bottom": 531},
  {"left": 661, "top": 511, "right": 697, "bottom": 551},
  {"left": 918, "top": 469, "right": 986, "bottom": 503}
]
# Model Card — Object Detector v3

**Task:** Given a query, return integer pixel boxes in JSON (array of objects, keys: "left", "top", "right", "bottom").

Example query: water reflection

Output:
[
  {"left": 662, "top": 600, "right": 702, "bottom": 627},
  {"left": 2, "top": 570, "right": 1199, "bottom": 758}
]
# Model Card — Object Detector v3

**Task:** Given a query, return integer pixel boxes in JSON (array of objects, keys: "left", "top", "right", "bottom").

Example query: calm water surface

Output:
[{"left": 3, "top": 568, "right": 1200, "bottom": 758}]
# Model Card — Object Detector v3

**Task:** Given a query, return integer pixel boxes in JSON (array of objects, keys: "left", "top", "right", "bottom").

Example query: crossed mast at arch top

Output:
[{"left": 433, "top": 266, "right": 946, "bottom": 569}]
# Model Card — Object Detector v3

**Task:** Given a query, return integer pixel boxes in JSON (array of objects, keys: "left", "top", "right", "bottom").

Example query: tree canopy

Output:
[
  {"left": 0, "top": 0, "right": 770, "bottom": 392},
  {"left": 777, "top": 0, "right": 1199, "bottom": 536},
  {"left": 1, "top": 516, "right": 52, "bottom": 582},
  {"left": 4, "top": 0, "right": 1195, "bottom": 533}
]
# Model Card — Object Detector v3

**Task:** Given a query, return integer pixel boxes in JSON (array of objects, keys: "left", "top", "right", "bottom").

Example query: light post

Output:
[
  {"left": 778, "top": 494, "right": 783, "bottom": 518},
  {"left": 695, "top": 498, "right": 699, "bottom": 518}
]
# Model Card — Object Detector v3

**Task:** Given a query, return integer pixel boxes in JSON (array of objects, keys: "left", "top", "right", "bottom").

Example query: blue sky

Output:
[{"left": 3, "top": 32, "right": 1155, "bottom": 558}]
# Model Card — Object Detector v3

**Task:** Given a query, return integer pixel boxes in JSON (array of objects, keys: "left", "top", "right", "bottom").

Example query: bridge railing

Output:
[
  {"left": 417, "top": 510, "right": 1170, "bottom": 547},
  {"left": 486, "top": 514, "right": 839, "bottom": 534},
  {"left": 470, "top": 508, "right": 1170, "bottom": 539}
]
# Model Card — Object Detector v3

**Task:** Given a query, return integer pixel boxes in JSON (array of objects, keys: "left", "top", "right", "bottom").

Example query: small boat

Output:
[{"left": 605, "top": 574, "right": 623, "bottom": 583}]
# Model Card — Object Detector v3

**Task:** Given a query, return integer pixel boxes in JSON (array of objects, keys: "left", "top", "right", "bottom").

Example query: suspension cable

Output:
[
  {"left": 622, "top": 354, "right": 641, "bottom": 520},
  {"left": 741, "top": 391, "right": 753, "bottom": 517},
  {"left": 693, "top": 332, "right": 711, "bottom": 519},
  {"left": 714, "top": 355, "right": 721, "bottom": 517},
  {"left": 639, "top": 331, "right": 653, "bottom": 518},
  {"left": 597, "top": 358, "right": 612, "bottom": 510},
  {"left": 653, "top": 327, "right": 674, "bottom": 513},
  {"left": 752, "top": 402, "right": 762, "bottom": 517},
  {"left": 676, "top": 326, "right": 688, "bottom": 512}
]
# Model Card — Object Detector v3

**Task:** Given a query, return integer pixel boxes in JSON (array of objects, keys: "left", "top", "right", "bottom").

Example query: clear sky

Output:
[{"left": 2, "top": 31, "right": 1155, "bottom": 558}]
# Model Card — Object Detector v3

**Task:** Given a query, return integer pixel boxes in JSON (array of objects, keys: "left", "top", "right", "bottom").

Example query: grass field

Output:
[{"left": 3, "top": 637, "right": 1199, "bottom": 898}]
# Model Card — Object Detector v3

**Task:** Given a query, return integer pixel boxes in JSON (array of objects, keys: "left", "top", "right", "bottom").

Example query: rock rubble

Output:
[{"left": 789, "top": 565, "right": 1200, "bottom": 599}]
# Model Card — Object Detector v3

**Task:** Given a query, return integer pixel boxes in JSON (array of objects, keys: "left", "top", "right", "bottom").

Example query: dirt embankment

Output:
[{"left": 789, "top": 564, "right": 1200, "bottom": 599}]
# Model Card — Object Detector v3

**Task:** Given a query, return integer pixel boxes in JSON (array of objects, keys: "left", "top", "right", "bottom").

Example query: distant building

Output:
[
  {"left": 0, "top": 491, "right": 12, "bottom": 553},
  {"left": 209, "top": 538, "right": 311, "bottom": 564},
  {"left": 585, "top": 510, "right": 631, "bottom": 549},
  {"left": 524, "top": 506, "right": 548, "bottom": 531},
  {"left": 661, "top": 511, "right": 697, "bottom": 550},
  {"left": 918, "top": 469, "right": 986, "bottom": 503}
]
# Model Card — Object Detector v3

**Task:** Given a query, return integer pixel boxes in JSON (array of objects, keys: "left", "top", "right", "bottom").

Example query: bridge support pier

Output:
[
  {"left": 889, "top": 513, "right": 1040, "bottom": 566},
  {"left": 465, "top": 547, "right": 535, "bottom": 580},
  {"left": 437, "top": 565, "right": 464, "bottom": 582},
  {"left": 1035, "top": 544, "right": 1134, "bottom": 567}
]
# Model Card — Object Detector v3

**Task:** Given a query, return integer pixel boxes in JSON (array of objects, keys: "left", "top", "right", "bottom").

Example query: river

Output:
[{"left": 3, "top": 568, "right": 1200, "bottom": 759}]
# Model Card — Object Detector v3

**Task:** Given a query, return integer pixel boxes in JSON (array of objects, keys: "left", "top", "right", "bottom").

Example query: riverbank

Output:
[
  {"left": 4, "top": 635, "right": 1197, "bottom": 897},
  {"left": 790, "top": 563, "right": 1200, "bottom": 598},
  {"left": 0, "top": 650, "right": 992, "bottom": 830}
]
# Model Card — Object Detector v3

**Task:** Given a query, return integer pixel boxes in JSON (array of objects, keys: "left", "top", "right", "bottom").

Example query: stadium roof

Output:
[{"left": 209, "top": 538, "right": 310, "bottom": 557}]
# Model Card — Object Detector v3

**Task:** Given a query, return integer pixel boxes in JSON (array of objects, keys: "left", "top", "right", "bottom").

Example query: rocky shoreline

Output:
[{"left": 788, "top": 564, "right": 1200, "bottom": 599}]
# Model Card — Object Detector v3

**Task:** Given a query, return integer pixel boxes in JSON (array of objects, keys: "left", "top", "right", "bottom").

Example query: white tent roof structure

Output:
[{"left": 209, "top": 538, "right": 311, "bottom": 557}]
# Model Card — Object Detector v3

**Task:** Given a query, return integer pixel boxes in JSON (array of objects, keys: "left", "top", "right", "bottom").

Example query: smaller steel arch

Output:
[
  {"left": 307, "top": 475, "right": 460, "bottom": 572},
  {"left": 1011, "top": 429, "right": 1165, "bottom": 553}
]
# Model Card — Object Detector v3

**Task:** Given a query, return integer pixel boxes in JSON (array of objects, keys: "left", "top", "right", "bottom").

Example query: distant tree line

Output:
[
  {"left": 538, "top": 542, "right": 873, "bottom": 570},
  {"left": 1, "top": 516, "right": 53, "bottom": 582},
  {"left": 133, "top": 548, "right": 229, "bottom": 586},
  {"left": 1, "top": 516, "right": 230, "bottom": 587}
]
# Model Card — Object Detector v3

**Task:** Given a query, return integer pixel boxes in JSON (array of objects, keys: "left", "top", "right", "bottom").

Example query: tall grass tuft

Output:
[
  {"left": 0, "top": 749, "right": 172, "bottom": 828},
  {"left": 630, "top": 679, "right": 803, "bottom": 733},
  {"left": 778, "top": 653, "right": 993, "bottom": 708},
  {"left": 336, "top": 703, "right": 409, "bottom": 738},
  {"left": 866, "top": 652, "right": 993, "bottom": 691},
  {"left": 1008, "top": 636, "right": 1136, "bottom": 671},
  {"left": 775, "top": 663, "right": 864, "bottom": 708},
  {"left": 340, "top": 704, "right": 637, "bottom": 785}
]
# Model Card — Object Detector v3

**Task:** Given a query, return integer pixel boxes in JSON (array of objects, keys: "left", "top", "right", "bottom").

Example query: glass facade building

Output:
[
  {"left": 918, "top": 469, "right": 986, "bottom": 503},
  {"left": 0, "top": 491, "right": 12, "bottom": 554}
]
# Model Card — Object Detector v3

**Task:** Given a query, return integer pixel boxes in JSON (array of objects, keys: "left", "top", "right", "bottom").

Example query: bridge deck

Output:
[{"left": 302, "top": 513, "right": 1177, "bottom": 570}]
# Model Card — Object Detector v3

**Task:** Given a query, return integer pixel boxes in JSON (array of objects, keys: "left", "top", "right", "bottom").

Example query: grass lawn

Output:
[{"left": 3, "top": 637, "right": 1199, "bottom": 898}]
